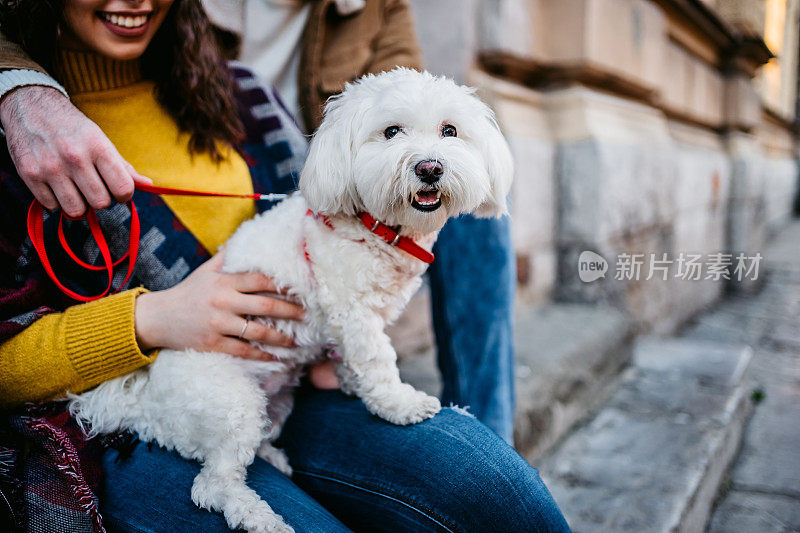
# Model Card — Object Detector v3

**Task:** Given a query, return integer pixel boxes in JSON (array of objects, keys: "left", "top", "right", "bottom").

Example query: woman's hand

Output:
[
  {"left": 0, "top": 86, "right": 152, "bottom": 217},
  {"left": 134, "top": 253, "right": 303, "bottom": 361}
]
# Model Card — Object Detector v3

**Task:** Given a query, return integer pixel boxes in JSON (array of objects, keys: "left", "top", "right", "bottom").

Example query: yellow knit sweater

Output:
[{"left": 0, "top": 50, "right": 255, "bottom": 405}]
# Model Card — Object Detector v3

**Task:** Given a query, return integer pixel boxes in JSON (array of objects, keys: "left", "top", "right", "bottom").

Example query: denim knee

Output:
[
  {"left": 419, "top": 407, "right": 571, "bottom": 533},
  {"left": 281, "top": 391, "right": 570, "bottom": 532}
]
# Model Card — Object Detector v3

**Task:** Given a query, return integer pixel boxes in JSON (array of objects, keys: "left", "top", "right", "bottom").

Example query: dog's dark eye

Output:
[
  {"left": 384, "top": 126, "right": 401, "bottom": 140},
  {"left": 442, "top": 124, "right": 457, "bottom": 138}
]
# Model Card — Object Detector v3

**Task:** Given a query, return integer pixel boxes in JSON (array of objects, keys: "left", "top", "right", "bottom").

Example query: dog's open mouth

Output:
[{"left": 411, "top": 188, "right": 442, "bottom": 212}]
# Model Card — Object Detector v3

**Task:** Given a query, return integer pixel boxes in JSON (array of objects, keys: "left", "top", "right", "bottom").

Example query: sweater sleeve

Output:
[
  {"left": 0, "top": 288, "right": 157, "bottom": 406},
  {"left": 0, "top": 69, "right": 68, "bottom": 103}
]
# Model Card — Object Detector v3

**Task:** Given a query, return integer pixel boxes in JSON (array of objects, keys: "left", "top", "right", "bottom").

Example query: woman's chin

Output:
[
  {"left": 85, "top": 34, "right": 151, "bottom": 61},
  {"left": 58, "top": 35, "right": 150, "bottom": 62},
  {"left": 97, "top": 44, "right": 150, "bottom": 61}
]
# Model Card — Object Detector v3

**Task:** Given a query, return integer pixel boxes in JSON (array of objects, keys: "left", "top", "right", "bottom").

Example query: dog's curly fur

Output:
[{"left": 68, "top": 69, "right": 514, "bottom": 532}]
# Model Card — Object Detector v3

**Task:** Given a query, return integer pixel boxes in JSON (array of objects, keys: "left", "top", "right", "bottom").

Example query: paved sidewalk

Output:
[{"left": 685, "top": 221, "right": 800, "bottom": 532}]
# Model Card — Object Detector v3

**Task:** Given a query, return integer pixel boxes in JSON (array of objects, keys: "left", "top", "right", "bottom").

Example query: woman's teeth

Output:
[{"left": 101, "top": 12, "right": 148, "bottom": 29}]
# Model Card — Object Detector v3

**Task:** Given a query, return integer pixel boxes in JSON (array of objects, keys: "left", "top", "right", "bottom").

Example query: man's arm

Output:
[
  {"left": 0, "top": 34, "right": 150, "bottom": 217},
  {"left": 0, "top": 34, "right": 47, "bottom": 72}
]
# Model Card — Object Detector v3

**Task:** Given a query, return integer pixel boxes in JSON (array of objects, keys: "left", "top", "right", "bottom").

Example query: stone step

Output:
[
  {"left": 513, "top": 304, "right": 633, "bottom": 459},
  {"left": 397, "top": 301, "right": 634, "bottom": 459},
  {"left": 539, "top": 338, "right": 753, "bottom": 533}
]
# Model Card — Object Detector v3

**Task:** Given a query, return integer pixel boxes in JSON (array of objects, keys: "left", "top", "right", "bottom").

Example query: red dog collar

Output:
[{"left": 357, "top": 212, "right": 434, "bottom": 264}]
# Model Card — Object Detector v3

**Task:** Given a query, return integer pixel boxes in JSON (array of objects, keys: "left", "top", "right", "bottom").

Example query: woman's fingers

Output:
[
  {"left": 230, "top": 272, "right": 283, "bottom": 294},
  {"left": 228, "top": 316, "right": 295, "bottom": 348},
  {"left": 216, "top": 337, "right": 276, "bottom": 362},
  {"left": 201, "top": 252, "right": 226, "bottom": 272},
  {"left": 231, "top": 293, "right": 304, "bottom": 321}
]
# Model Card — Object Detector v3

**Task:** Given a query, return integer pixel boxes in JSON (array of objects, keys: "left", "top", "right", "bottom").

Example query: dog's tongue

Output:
[{"left": 416, "top": 191, "right": 438, "bottom": 204}]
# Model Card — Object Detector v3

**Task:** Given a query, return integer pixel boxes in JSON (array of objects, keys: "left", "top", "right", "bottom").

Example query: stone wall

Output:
[{"left": 408, "top": 0, "right": 798, "bottom": 330}]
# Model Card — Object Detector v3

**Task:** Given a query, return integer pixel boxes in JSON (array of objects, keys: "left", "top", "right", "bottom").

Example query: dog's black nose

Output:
[{"left": 415, "top": 160, "right": 444, "bottom": 184}]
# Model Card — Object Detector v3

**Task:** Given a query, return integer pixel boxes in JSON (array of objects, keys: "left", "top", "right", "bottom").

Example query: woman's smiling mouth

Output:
[{"left": 98, "top": 11, "right": 152, "bottom": 36}]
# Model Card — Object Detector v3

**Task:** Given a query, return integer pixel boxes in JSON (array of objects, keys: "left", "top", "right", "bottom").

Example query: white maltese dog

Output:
[{"left": 69, "top": 68, "right": 513, "bottom": 532}]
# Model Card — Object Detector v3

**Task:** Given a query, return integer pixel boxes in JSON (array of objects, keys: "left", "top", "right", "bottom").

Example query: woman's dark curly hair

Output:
[{"left": 0, "top": 0, "right": 244, "bottom": 161}]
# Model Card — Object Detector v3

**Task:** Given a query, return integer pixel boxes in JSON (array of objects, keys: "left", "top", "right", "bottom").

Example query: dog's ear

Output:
[
  {"left": 473, "top": 109, "right": 514, "bottom": 218},
  {"left": 299, "top": 95, "right": 360, "bottom": 215}
]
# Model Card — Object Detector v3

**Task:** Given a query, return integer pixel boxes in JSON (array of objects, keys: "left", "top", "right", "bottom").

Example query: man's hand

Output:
[{"left": 0, "top": 85, "right": 152, "bottom": 217}]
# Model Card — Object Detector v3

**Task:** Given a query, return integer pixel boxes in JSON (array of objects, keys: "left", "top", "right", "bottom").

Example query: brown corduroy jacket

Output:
[{"left": 0, "top": 0, "right": 423, "bottom": 132}]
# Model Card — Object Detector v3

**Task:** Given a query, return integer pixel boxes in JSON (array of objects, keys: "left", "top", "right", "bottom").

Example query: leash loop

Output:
[
  {"left": 27, "top": 200, "right": 140, "bottom": 302},
  {"left": 26, "top": 183, "right": 288, "bottom": 302}
]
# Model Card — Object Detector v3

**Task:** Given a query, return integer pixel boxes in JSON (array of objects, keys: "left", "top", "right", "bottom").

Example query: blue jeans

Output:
[
  {"left": 430, "top": 215, "right": 516, "bottom": 443},
  {"left": 100, "top": 389, "right": 569, "bottom": 532}
]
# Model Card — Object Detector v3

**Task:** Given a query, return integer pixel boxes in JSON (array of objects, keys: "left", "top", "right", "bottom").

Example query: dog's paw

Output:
[
  {"left": 244, "top": 511, "right": 295, "bottom": 533},
  {"left": 237, "top": 499, "right": 294, "bottom": 533},
  {"left": 366, "top": 384, "right": 441, "bottom": 425},
  {"left": 257, "top": 443, "right": 293, "bottom": 477},
  {"left": 270, "top": 522, "right": 295, "bottom": 533},
  {"left": 402, "top": 391, "right": 441, "bottom": 424},
  {"left": 256, "top": 517, "right": 295, "bottom": 533}
]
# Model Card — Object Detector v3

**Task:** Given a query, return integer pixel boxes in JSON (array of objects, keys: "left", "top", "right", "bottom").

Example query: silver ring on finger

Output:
[{"left": 238, "top": 318, "right": 250, "bottom": 339}]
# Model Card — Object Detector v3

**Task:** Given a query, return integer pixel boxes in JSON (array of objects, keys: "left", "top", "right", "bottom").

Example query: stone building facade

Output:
[{"left": 409, "top": 0, "right": 799, "bottom": 332}]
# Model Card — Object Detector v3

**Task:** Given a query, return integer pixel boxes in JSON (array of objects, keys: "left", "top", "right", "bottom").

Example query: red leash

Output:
[
  {"left": 28, "top": 183, "right": 433, "bottom": 302},
  {"left": 27, "top": 200, "right": 140, "bottom": 302},
  {"left": 27, "top": 184, "right": 288, "bottom": 302},
  {"left": 134, "top": 183, "right": 287, "bottom": 202}
]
